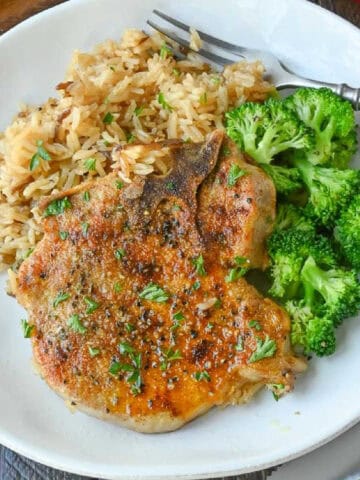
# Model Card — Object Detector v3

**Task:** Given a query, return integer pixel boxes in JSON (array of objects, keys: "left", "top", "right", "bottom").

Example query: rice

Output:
[{"left": 0, "top": 29, "right": 274, "bottom": 270}]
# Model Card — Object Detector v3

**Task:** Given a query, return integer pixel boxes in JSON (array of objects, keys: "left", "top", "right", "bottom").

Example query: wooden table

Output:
[{"left": 0, "top": 1, "right": 359, "bottom": 479}]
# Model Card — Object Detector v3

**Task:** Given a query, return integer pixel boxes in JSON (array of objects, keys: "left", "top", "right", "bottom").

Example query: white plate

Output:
[{"left": 0, "top": 0, "right": 359, "bottom": 478}]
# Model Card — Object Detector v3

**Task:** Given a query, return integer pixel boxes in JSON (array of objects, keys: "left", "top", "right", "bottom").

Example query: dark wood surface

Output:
[{"left": 0, "top": 1, "right": 359, "bottom": 479}]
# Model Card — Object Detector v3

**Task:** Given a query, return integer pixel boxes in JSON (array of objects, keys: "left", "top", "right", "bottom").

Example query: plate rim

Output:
[{"left": 0, "top": 0, "right": 359, "bottom": 478}]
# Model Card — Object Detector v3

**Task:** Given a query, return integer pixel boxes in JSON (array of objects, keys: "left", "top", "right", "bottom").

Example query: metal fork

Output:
[{"left": 147, "top": 10, "right": 360, "bottom": 110}]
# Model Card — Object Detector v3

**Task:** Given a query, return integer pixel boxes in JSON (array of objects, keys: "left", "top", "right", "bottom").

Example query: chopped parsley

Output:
[
  {"left": 225, "top": 256, "right": 249, "bottom": 283},
  {"left": 160, "top": 43, "right": 173, "bottom": 59},
  {"left": 125, "top": 323, "right": 135, "bottom": 333},
  {"left": 84, "top": 296, "right": 100, "bottom": 314},
  {"left": 172, "top": 204, "right": 181, "bottom": 211},
  {"left": 59, "top": 231, "right": 69, "bottom": 240},
  {"left": 103, "top": 112, "right": 114, "bottom": 124},
  {"left": 192, "top": 254, "right": 206, "bottom": 276},
  {"left": 114, "top": 248, "right": 126, "bottom": 260},
  {"left": 139, "top": 283, "right": 169, "bottom": 303},
  {"left": 214, "top": 298, "right": 222, "bottom": 309},
  {"left": 235, "top": 335, "right": 244, "bottom": 352},
  {"left": 43, "top": 197, "right": 72, "bottom": 217},
  {"left": 21, "top": 319, "right": 34, "bottom": 338},
  {"left": 192, "top": 280, "right": 201, "bottom": 291},
  {"left": 160, "top": 348, "right": 182, "bottom": 370},
  {"left": 193, "top": 370, "right": 211, "bottom": 382},
  {"left": 269, "top": 383, "right": 285, "bottom": 401},
  {"left": 23, "top": 247, "right": 34, "bottom": 259},
  {"left": 114, "top": 282, "right": 122, "bottom": 293},
  {"left": 83, "top": 191, "right": 90, "bottom": 202},
  {"left": 172, "top": 68, "right": 181, "bottom": 77},
  {"left": 158, "top": 92, "right": 173, "bottom": 111},
  {"left": 227, "top": 163, "right": 247, "bottom": 186},
  {"left": 116, "top": 180, "right": 124, "bottom": 189},
  {"left": 29, "top": 139, "right": 51, "bottom": 171},
  {"left": 166, "top": 181, "right": 176, "bottom": 192},
  {"left": 84, "top": 157, "right": 96, "bottom": 171},
  {"left": 205, "top": 322, "right": 214, "bottom": 332},
  {"left": 111, "top": 342, "right": 142, "bottom": 395},
  {"left": 81, "top": 222, "right": 89, "bottom": 237},
  {"left": 199, "top": 92, "right": 208, "bottom": 104},
  {"left": 88, "top": 346, "right": 100, "bottom": 358},
  {"left": 134, "top": 105, "right": 145, "bottom": 117},
  {"left": 210, "top": 76, "right": 221, "bottom": 85},
  {"left": 67, "top": 314, "right": 87, "bottom": 334},
  {"left": 248, "top": 335, "right": 277, "bottom": 363},
  {"left": 171, "top": 311, "right": 185, "bottom": 331},
  {"left": 249, "top": 320, "right": 262, "bottom": 331},
  {"left": 126, "top": 132, "right": 136, "bottom": 144},
  {"left": 53, "top": 292, "right": 70, "bottom": 308}
]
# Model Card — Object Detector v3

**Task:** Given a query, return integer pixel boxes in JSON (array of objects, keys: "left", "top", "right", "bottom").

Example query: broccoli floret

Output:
[
  {"left": 285, "top": 87, "right": 357, "bottom": 168},
  {"left": 301, "top": 256, "right": 360, "bottom": 326},
  {"left": 334, "top": 194, "right": 360, "bottom": 270},
  {"left": 286, "top": 300, "right": 336, "bottom": 357},
  {"left": 268, "top": 228, "right": 336, "bottom": 298},
  {"left": 261, "top": 164, "right": 302, "bottom": 195},
  {"left": 225, "top": 99, "right": 314, "bottom": 164},
  {"left": 274, "top": 203, "right": 315, "bottom": 232},
  {"left": 295, "top": 157, "right": 360, "bottom": 225}
]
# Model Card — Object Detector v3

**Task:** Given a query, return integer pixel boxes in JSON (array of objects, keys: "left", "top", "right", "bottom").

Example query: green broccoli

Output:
[
  {"left": 274, "top": 203, "right": 315, "bottom": 232},
  {"left": 286, "top": 300, "right": 336, "bottom": 357},
  {"left": 294, "top": 157, "right": 360, "bottom": 225},
  {"left": 261, "top": 164, "right": 303, "bottom": 195},
  {"left": 301, "top": 256, "right": 360, "bottom": 326},
  {"left": 285, "top": 87, "right": 357, "bottom": 168},
  {"left": 334, "top": 194, "right": 360, "bottom": 271},
  {"left": 268, "top": 228, "right": 336, "bottom": 299},
  {"left": 225, "top": 98, "right": 314, "bottom": 164}
]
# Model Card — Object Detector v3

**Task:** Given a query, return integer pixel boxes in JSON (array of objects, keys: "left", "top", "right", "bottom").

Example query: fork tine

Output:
[
  {"left": 153, "top": 9, "right": 246, "bottom": 58},
  {"left": 146, "top": 20, "right": 234, "bottom": 66}
]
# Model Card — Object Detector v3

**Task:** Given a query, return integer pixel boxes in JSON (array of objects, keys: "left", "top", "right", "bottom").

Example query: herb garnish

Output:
[
  {"left": 227, "top": 163, "right": 247, "bottom": 186},
  {"left": 81, "top": 222, "right": 89, "bottom": 237},
  {"left": 29, "top": 140, "right": 51, "bottom": 171},
  {"left": 235, "top": 335, "right": 244, "bottom": 351},
  {"left": 192, "top": 254, "right": 206, "bottom": 276},
  {"left": 84, "top": 157, "right": 96, "bottom": 171},
  {"left": 84, "top": 296, "right": 100, "bottom": 314},
  {"left": 134, "top": 105, "right": 145, "bottom": 117},
  {"left": 269, "top": 383, "right": 285, "bottom": 401},
  {"left": 166, "top": 181, "right": 176, "bottom": 192},
  {"left": 59, "top": 231, "right": 69, "bottom": 240},
  {"left": 172, "top": 68, "right": 181, "bottom": 77},
  {"left": 103, "top": 112, "right": 114, "bottom": 124},
  {"left": 109, "top": 342, "right": 142, "bottom": 395},
  {"left": 53, "top": 292, "right": 70, "bottom": 308},
  {"left": 67, "top": 314, "right": 87, "bottom": 334},
  {"left": 205, "top": 322, "right": 214, "bottom": 332},
  {"left": 43, "top": 197, "right": 72, "bottom": 217},
  {"left": 193, "top": 370, "right": 211, "bottom": 382},
  {"left": 125, "top": 323, "right": 135, "bottom": 333},
  {"left": 225, "top": 256, "right": 249, "bottom": 283},
  {"left": 170, "top": 311, "right": 184, "bottom": 331},
  {"left": 160, "top": 43, "right": 173, "bottom": 59},
  {"left": 160, "top": 348, "right": 182, "bottom": 371},
  {"left": 88, "top": 346, "right": 100, "bottom": 358},
  {"left": 114, "top": 248, "right": 125, "bottom": 260},
  {"left": 21, "top": 319, "right": 34, "bottom": 338},
  {"left": 114, "top": 282, "right": 122, "bottom": 293},
  {"left": 139, "top": 283, "right": 169, "bottom": 303},
  {"left": 158, "top": 92, "right": 173, "bottom": 111},
  {"left": 83, "top": 191, "right": 90, "bottom": 202},
  {"left": 249, "top": 320, "right": 262, "bottom": 331},
  {"left": 192, "top": 280, "right": 201, "bottom": 291},
  {"left": 116, "top": 180, "right": 124, "bottom": 189},
  {"left": 248, "top": 335, "right": 277, "bottom": 363},
  {"left": 126, "top": 132, "right": 136, "bottom": 143}
]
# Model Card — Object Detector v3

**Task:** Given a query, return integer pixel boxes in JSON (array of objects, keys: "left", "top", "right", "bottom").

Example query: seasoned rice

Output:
[{"left": 0, "top": 29, "right": 274, "bottom": 270}]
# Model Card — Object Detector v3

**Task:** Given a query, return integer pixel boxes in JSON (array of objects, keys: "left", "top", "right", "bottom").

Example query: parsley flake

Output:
[
  {"left": 43, "top": 197, "right": 72, "bottom": 217},
  {"left": 125, "top": 323, "right": 135, "bottom": 333},
  {"left": 59, "top": 231, "right": 68, "bottom": 240},
  {"left": 158, "top": 92, "right": 173, "bottom": 111},
  {"left": 81, "top": 222, "right": 89, "bottom": 237},
  {"left": 235, "top": 335, "right": 244, "bottom": 351},
  {"left": 67, "top": 314, "right": 87, "bottom": 334},
  {"left": 84, "top": 296, "right": 100, "bottom": 314},
  {"left": 21, "top": 319, "right": 34, "bottom": 338},
  {"left": 193, "top": 370, "right": 211, "bottom": 382},
  {"left": 192, "top": 280, "right": 201, "bottom": 291},
  {"left": 53, "top": 292, "right": 70, "bottom": 308},
  {"left": 160, "top": 348, "right": 182, "bottom": 371},
  {"left": 114, "top": 282, "right": 122, "bottom": 293},
  {"left": 134, "top": 105, "right": 145, "bottom": 117},
  {"left": 126, "top": 132, "right": 136, "bottom": 144},
  {"left": 171, "top": 311, "right": 185, "bottom": 331},
  {"left": 192, "top": 254, "right": 206, "bottom": 276},
  {"left": 139, "top": 283, "right": 169, "bottom": 303},
  {"left": 227, "top": 163, "right": 247, "bottom": 186},
  {"left": 249, "top": 319, "right": 262, "bottom": 331},
  {"left": 112, "top": 342, "right": 143, "bottom": 395},
  {"left": 160, "top": 43, "right": 173, "bottom": 59},
  {"left": 116, "top": 180, "right": 124, "bottom": 189},
  {"left": 84, "top": 157, "right": 96, "bottom": 172},
  {"left": 88, "top": 346, "right": 100, "bottom": 358},
  {"left": 114, "top": 248, "right": 126, "bottom": 260},
  {"left": 166, "top": 181, "right": 176, "bottom": 192},
  {"left": 269, "top": 383, "right": 285, "bottom": 401},
  {"left": 248, "top": 335, "right": 277, "bottom": 363},
  {"left": 225, "top": 256, "right": 249, "bottom": 283},
  {"left": 103, "top": 112, "right": 114, "bottom": 124},
  {"left": 83, "top": 191, "right": 90, "bottom": 202},
  {"left": 29, "top": 140, "right": 51, "bottom": 171},
  {"left": 172, "top": 68, "right": 181, "bottom": 77}
]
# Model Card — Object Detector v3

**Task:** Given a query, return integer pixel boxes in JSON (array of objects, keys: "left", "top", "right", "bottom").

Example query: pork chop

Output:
[{"left": 15, "top": 131, "right": 306, "bottom": 433}]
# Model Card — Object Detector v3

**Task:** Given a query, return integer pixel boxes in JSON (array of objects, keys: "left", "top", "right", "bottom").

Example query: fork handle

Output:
[{"left": 278, "top": 76, "right": 360, "bottom": 110}]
